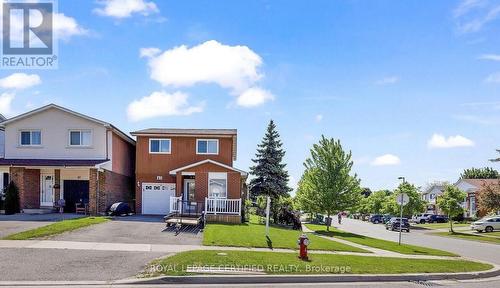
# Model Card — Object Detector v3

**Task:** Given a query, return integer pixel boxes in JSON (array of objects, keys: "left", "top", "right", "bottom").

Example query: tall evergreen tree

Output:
[{"left": 249, "top": 120, "right": 291, "bottom": 222}]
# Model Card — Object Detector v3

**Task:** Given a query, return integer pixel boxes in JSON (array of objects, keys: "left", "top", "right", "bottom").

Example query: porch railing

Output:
[
  {"left": 205, "top": 197, "right": 241, "bottom": 215},
  {"left": 170, "top": 196, "right": 182, "bottom": 213}
]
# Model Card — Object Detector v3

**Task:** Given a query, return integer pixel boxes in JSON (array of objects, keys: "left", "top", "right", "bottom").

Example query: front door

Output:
[
  {"left": 183, "top": 179, "right": 195, "bottom": 213},
  {"left": 40, "top": 174, "right": 54, "bottom": 207}
]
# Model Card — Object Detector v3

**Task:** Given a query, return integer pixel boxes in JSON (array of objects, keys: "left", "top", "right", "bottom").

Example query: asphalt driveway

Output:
[
  {"left": 51, "top": 215, "right": 203, "bottom": 245},
  {"left": 0, "top": 213, "right": 82, "bottom": 238},
  {"left": 0, "top": 247, "right": 166, "bottom": 281}
]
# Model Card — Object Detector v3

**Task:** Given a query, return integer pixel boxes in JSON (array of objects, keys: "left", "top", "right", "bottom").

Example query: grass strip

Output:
[
  {"left": 306, "top": 224, "right": 457, "bottom": 257},
  {"left": 2, "top": 216, "right": 109, "bottom": 240},
  {"left": 147, "top": 250, "right": 491, "bottom": 276}
]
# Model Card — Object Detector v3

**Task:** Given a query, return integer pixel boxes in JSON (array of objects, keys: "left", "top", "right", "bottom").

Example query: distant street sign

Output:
[{"left": 397, "top": 193, "right": 409, "bottom": 206}]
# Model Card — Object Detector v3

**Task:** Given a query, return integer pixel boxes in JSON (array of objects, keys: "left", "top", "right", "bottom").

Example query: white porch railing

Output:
[
  {"left": 205, "top": 197, "right": 241, "bottom": 215},
  {"left": 170, "top": 196, "right": 182, "bottom": 213}
]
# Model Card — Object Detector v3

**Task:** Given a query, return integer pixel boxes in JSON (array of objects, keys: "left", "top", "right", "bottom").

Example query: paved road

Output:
[
  {"left": 334, "top": 218, "right": 500, "bottom": 265},
  {"left": 0, "top": 248, "right": 166, "bottom": 281},
  {"left": 51, "top": 215, "right": 203, "bottom": 245}
]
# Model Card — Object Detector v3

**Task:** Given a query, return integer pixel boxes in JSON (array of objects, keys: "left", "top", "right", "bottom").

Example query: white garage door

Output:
[{"left": 142, "top": 183, "right": 176, "bottom": 215}]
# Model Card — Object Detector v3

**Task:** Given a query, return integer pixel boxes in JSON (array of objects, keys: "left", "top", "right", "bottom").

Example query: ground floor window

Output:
[{"left": 208, "top": 172, "right": 227, "bottom": 198}]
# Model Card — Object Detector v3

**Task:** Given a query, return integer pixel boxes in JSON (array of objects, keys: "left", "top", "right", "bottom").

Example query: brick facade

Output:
[
  {"left": 9, "top": 167, "right": 40, "bottom": 209},
  {"left": 89, "top": 168, "right": 134, "bottom": 215}
]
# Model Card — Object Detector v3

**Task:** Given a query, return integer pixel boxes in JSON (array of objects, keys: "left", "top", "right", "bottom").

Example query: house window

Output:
[
  {"left": 149, "top": 139, "right": 171, "bottom": 154},
  {"left": 69, "top": 130, "right": 92, "bottom": 146},
  {"left": 20, "top": 130, "right": 41, "bottom": 146},
  {"left": 208, "top": 172, "right": 227, "bottom": 198},
  {"left": 197, "top": 139, "right": 218, "bottom": 154}
]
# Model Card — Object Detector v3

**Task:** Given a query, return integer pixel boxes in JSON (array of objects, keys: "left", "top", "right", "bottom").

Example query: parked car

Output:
[
  {"left": 382, "top": 214, "right": 393, "bottom": 224},
  {"left": 385, "top": 217, "right": 410, "bottom": 232},
  {"left": 471, "top": 216, "right": 500, "bottom": 233},
  {"left": 425, "top": 214, "right": 448, "bottom": 223},
  {"left": 412, "top": 213, "right": 433, "bottom": 224},
  {"left": 369, "top": 214, "right": 384, "bottom": 224}
]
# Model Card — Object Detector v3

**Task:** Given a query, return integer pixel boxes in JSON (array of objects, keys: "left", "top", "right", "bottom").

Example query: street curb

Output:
[
  {"left": 130, "top": 265, "right": 500, "bottom": 285},
  {"left": 0, "top": 266, "right": 499, "bottom": 286}
]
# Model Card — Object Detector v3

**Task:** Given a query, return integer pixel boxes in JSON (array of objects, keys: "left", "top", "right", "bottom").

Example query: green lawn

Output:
[
  {"left": 203, "top": 216, "right": 369, "bottom": 253},
  {"left": 147, "top": 250, "right": 491, "bottom": 276},
  {"left": 306, "top": 224, "right": 457, "bottom": 257},
  {"left": 2, "top": 217, "right": 109, "bottom": 240},
  {"left": 432, "top": 231, "right": 500, "bottom": 245}
]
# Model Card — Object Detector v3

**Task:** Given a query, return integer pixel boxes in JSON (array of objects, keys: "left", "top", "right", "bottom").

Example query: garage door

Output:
[{"left": 142, "top": 183, "right": 175, "bottom": 215}]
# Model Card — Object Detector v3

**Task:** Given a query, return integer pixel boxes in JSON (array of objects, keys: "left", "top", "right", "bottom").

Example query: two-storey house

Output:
[
  {"left": 455, "top": 178, "right": 497, "bottom": 218},
  {"left": 131, "top": 128, "right": 247, "bottom": 223},
  {"left": 0, "top": 104, "right": 135, "bottom": 214}
]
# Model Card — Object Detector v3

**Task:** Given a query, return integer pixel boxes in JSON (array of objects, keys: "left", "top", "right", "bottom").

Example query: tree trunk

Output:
[
  {"left": 326, "top": 214, "right": 330, "bottom": 231},
  {"left": 449, "top": 213, "right": 454, "bottom": 233}
]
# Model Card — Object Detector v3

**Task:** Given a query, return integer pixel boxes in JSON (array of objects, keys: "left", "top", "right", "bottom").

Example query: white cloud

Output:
[
  {"left": 484, "top": 72, "right": 500, "bottom": 83},
  {"left": 453, "top": 0, "right": 500, "bottom": 33},
  {"left": 478, "top": 54, "right": 500, "bottom": 61},
  {"left": 0, "top": 92, "right": 15, "bottom": 117},
  {"left": 0, "top": 73, "right": 41, "bottom": 90},
  {"left": 370, "top": 154, "right": 401, "bottom": 166},
  {"left": 139, "top": 47, "right": 161, "bottom": 58},
  {"left": 143, "top": 40, "right": 263, "bottom": 92},
  {"left": 53, "top": 13, "right": 88, "bottom": 40},
  {"left": 94, "top": 0, "right": 159, "bottom": 19},
  {"left": 375, "top": 76, "right": 399, "bottom": 85},
  {"left": 315, "top": 114, "right": 323, "bottom": 122},
  {"left": 427, "top": 133, "right": 475, "bottom": 148},
  {"left": 141, "top": 40, "right": 274, "bottom": 108},
  {"left": 127, "top": 91, "right": 203, "bottom": 121},
  {"left": 236, "top": 87, "right": 274, "bottom": 107}
]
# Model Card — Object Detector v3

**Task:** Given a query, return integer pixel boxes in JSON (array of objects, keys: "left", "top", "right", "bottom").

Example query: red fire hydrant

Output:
[{"left": 297, "top": 234, "right": 310, "bottom": 260}]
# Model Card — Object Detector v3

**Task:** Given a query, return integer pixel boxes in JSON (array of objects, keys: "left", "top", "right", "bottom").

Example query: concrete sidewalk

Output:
[{"left": 0, "top": 239, "right": 460, "bottom": 260}]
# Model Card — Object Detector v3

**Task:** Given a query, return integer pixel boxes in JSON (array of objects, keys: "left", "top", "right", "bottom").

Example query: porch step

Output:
[{"left": 22, "top": 208, "right": 54, "bottom": 214}]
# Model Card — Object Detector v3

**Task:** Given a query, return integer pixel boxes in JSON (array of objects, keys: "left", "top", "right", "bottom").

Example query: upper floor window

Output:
[
  {"left": 149, "top": 139, "right": 171, "bottom": 154},
  {"left": 20, "top": 130, "right": 41, "bottom": 146},
  {"left": 69, "top": 130, "right": 92, "bottom": 146},
  {"left": 197, "top": 139, "right": 218, "bottom": 155}
]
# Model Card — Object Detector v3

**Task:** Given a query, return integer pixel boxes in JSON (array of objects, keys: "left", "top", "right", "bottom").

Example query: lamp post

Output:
[{"left": 397, "top": 176, "right": 406, "bottom": 245}]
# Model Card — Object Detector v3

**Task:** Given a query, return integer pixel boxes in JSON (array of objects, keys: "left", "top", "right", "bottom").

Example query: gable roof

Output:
[
  {"left": 458, "top": 178, "right": 498, "bottom": 188},
  {"left": 131, "top": 128, "right": 238, "bottom": 160},
  {"left": 0, "top": 103, "right": 135, "bottom": 145},
  {"left": 169, "top": 159, "right": 247, "bottom": 176}
]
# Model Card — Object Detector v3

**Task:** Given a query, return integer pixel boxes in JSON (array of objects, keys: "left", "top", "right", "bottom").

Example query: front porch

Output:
[{"left": 166, "top": 159, "right": 247, "bottom": 224}]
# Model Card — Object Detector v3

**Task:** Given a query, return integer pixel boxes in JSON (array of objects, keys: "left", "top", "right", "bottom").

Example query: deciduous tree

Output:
[
  {"left": 300, "top": 136, "right": 361, "bottom": 230},
  {"left": 437, "top": 185, "right": 467, "bottom": 232},
  {"left": 477, "top": 181, "right": 500, "bottom": 215}
]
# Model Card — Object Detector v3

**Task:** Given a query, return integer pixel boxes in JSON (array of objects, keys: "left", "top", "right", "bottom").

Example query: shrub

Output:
[{"left": 4, "top": 181, "right": 20, "bottom": 215}]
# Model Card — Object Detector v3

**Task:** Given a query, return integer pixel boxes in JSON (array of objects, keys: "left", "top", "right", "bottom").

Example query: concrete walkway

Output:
[{"left": 0, "top": 239, "right": 459, "bottom": 260}]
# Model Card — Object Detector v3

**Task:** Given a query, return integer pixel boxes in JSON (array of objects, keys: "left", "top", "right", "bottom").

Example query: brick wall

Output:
[
  {"left": 89, "top": 168, "right": 134, "bottom": 215},
  {"left": 9, "top": 167, "right": 40, "bottom": 209}
]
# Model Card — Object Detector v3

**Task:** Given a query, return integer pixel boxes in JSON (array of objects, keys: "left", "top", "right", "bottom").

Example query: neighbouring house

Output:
[
  {"left": 0, "top": 104, "right": 135, "bottom": 214},
  {"left": 454, "top": 178, "right": 498, "bottom": 218},
  {"left": 131, "top": 128, "right": 247, "bottom": 223},
  {"left": 421, "top": 183, "right": 445, "bottom": 214}
]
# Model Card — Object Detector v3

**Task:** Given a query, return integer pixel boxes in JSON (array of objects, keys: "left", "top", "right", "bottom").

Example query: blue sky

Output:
[{"left": 1, "top": 0, "right": 500, "bottom": 193}]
